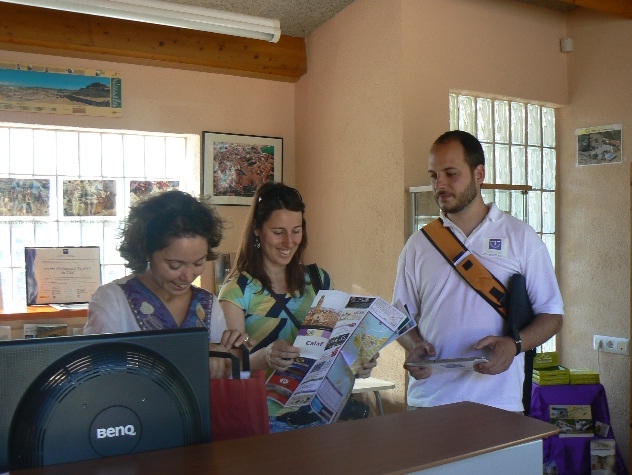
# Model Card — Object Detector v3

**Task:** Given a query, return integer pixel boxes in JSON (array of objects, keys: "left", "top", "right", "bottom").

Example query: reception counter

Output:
[{"left": 8, "top": 401, "right": 558, "bottom": 475}]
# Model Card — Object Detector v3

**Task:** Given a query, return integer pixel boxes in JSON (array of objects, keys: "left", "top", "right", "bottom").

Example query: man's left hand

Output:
[{"left": 472, "top": 336, "right": 517, "bottom": 375}]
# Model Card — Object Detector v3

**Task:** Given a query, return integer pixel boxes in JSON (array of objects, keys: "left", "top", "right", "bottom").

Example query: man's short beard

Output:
[{"left": 436, "top": 173, "right": 478, "bottom": 214}]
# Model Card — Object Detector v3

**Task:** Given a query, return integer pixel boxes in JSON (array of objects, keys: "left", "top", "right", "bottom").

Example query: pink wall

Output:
[
  {"left": 296, "top": 0, "right": 404, "bottom": 297},
  {"left": 559, "top": 8, "right": 632, "bottom": 464},
  {"left": 401, "top": 0, "right": 568, "bottom": 192},
  {"left": 295, "top": 0, "right": 569, "bottom": 417}
]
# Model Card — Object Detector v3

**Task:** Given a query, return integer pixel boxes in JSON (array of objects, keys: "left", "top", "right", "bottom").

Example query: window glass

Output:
[
  {"left": 449, "top": 93, "right": 557, "bottom": 351},
  {"left": 0, "top": 123, "right": 196, "bottom": 308}
]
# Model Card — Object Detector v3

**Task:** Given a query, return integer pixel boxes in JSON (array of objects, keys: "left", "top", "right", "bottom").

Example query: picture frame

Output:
[
  {"left": 202, "top": 131, "right": 282, "bottom": 206},
  {"left": 576, "top": 124, "right": 622, "bottom": 166},
  {"left": 0, "top": 61, "right": 122, "bottom": 117}
]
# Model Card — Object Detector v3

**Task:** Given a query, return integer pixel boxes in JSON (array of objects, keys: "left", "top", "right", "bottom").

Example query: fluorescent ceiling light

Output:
[{"left": 1, "top": 0, "right": 282, "bottom": 42}]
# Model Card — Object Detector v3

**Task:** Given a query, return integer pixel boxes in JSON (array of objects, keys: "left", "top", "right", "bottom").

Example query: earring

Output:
[{"left": 254, "top": 236, "right": 261, "bottom": 249}]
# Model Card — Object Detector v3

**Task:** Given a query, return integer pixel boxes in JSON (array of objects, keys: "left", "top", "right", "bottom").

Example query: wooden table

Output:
[
  {"left": 7, "top": 401, "right": 559, "bottom": 475},
  {"left": 352, "top": 376, "right": 396, "bottom": 415}
]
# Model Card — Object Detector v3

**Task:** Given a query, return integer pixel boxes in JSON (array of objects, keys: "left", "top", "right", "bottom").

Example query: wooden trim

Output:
[
  {"left": 0, "top": 3, "right": 307, "bottom": 82},
  {"left": 481, "top": 184, "right": 533, "bottom": 191},
  {"left": 559, "top": 0, "right": 632, "bottom": 19}
]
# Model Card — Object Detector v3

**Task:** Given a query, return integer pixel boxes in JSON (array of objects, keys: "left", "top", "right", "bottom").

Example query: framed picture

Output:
[
  {"left": 0, "top": 61, "right": 122, "bottom": 117},
  {"left": 576, "top": 124, "right": 622, "bottom": 166},
  {"left": 202, "top": 131, "right": 282, "bottom": 205}
]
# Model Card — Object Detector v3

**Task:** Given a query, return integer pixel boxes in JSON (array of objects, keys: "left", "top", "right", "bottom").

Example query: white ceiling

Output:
[
  {"left": 162, "top": 0, "right": 576, "bottom": 38},
  {"left": 161, "top": 0, "right": 356, "bottom": 38},
  {"left": 153, "top": 0, "right": 577, "bottom": 38}
]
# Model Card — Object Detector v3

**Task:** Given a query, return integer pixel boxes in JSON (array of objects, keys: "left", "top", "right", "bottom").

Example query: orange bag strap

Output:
[{"left": 421, "top": 218, "right": 508, "bottom": 319}]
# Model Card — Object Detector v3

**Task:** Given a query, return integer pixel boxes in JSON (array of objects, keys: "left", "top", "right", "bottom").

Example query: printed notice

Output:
[{"left": 25, "top": 247, "right": 102, "bottom": 304}]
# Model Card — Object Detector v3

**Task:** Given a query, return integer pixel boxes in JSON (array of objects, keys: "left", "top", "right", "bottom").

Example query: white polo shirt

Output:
[{"left": 393, "top": 203, "right": 564, "bottom": 411}]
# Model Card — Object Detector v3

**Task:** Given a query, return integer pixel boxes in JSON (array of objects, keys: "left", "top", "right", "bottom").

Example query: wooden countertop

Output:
[
  {"left": 0, "top": 306, "right": 87, "bottom": 321},
  {"left": 8, "top": 401, "right": 559, "bottom": 475}
]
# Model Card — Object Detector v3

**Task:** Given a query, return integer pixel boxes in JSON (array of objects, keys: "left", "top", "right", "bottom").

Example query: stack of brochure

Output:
[
  {"left": 533, "top": 351, "right": 559, "bottom": 369},
  {"left": 569, "top": 368, "right": 600, "bottom": 385},
  {"left": 533, "top": 365, "right": 570, "bottom": 385}
]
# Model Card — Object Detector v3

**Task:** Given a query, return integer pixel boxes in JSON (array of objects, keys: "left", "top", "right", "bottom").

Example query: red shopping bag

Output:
[{"left": 209, "top": 348, "right": 270, "bottom": 441}]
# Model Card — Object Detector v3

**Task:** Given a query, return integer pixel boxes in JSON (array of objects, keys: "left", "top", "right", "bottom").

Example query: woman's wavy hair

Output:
[
  {"left": 230, "top": 182, "right": 307, "bottom": 296},
  {"left": 118, "top": 190, "right": 225, "bottom": 274}
]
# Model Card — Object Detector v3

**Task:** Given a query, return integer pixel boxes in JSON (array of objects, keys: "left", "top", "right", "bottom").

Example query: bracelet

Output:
[{"left": 513, "top": 336, "right": 522, "bottom": 356}]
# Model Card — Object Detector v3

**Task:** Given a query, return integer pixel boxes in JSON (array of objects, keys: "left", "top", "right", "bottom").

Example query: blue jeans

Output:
[
  {"left": 268, "top": 406, "right": 324, "bottom": 433},
  {"left": 269, "top": 416, "right": 323, "bottom": 433}
]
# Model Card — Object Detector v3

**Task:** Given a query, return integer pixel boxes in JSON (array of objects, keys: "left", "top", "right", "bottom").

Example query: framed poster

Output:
[
  {"left": 0, "top": 61, "right": 122, "bottom": 117},
  {"left": 0, "top": 178, "right": 50, "bottom": 217},
  {"left": 25, "top": 246, "right": 102, "bottom": 305},
  {"left": 62, "top": 180, "right": 117, "bottom": 216},
  {"left": 202, "top": 131, "right": 282, "bottom": 205},
  {"left": 576, "top": 124, "right": 622, "bottom": 166},
  {"left": 129, "top": 180, "right": 179, "bottom": 206}
]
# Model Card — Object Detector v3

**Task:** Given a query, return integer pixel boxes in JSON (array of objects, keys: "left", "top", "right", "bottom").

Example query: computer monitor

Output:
[{"left": 0, "top": 327, "right": 211, "bottom": 471}]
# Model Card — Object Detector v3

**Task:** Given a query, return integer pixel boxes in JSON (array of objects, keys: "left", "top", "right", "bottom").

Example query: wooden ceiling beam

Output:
[
  {"left": 558, "top": 0, "right": 632, "bottom": 19},
  {"left": 0, "top": 3, "right": 307, "bottom": 82}
]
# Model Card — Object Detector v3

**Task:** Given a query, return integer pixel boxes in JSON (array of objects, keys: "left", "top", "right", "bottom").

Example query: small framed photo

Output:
[
  {"left": 576, "top": 124, "right": 622, "bottom": 166},
  {"left": 202, "top": 131, "right": 282, "bottom": 205}
]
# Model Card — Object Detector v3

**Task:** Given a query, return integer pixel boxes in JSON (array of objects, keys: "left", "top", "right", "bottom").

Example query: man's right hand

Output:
[{"left": 403, "top": 340, "right": 436, "bottom": 380}]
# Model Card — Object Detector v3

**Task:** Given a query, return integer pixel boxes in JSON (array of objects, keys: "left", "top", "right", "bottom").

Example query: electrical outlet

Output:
[{"left": 593, "top": 335, "right": 630, "bottom": 355}]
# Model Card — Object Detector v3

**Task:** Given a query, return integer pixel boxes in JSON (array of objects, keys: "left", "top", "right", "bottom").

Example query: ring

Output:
[{"left": 244, "top": 335, "right": 250, "bottom": 342}]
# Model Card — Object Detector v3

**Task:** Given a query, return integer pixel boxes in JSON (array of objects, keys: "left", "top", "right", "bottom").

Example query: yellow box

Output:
[
  {"left": 533, "top": 351, "right": 559, "bottom": 369},
  {"left": 533, "top": 365, "right": 570, "bottom": 385},
  {"left": 569, "top": 368, "right": 600, "bottom": 385}
]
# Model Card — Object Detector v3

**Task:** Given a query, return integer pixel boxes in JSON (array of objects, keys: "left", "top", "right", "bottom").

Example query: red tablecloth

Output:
[{"left": 530, "top": 383, "right": 628, "bottom": 474}]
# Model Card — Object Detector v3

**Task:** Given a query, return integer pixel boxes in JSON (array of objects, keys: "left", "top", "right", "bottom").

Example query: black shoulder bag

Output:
[{"left": 267, "top": 264, "right": 327, "bottom": 330}]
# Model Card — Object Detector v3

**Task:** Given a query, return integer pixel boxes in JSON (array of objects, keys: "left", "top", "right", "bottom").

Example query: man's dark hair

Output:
[{"left": 433, "top": 130, "right": 485, "bottom": 170}]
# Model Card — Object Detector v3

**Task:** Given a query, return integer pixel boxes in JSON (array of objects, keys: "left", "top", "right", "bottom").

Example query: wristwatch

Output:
[{"left": 512, "top": 334, "right": 522, "bottom": 356}]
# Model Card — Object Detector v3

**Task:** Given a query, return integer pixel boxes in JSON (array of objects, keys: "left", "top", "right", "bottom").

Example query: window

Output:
[
  {"left": 0, "top": 123, "right": 199, "bottom": 308},
  {"left": 449, "top": 93, "right": 557, "bottom": 351}
]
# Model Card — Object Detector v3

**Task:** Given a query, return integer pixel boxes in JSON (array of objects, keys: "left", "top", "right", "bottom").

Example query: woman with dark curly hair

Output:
[{"left": 84, "top": 190, "right": 247, "bottom": 378}]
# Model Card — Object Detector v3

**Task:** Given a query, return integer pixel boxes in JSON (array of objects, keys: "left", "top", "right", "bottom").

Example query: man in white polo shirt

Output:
[{"left": 394, "top": 130, "right": 564, "bottom": 413}]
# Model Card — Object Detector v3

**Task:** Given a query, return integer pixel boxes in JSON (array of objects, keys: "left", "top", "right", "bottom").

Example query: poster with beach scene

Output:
[{"left": 0, "top": 62, "right": 121, "bottom": 117}]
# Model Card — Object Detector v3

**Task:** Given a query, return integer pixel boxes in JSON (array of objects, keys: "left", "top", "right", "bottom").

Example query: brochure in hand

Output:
[
  {"left": 266, "top": 290, "right": 415, "bottom": 423},
  {"left": 406, "top": 356, "right": 489, "bottom": 373}
]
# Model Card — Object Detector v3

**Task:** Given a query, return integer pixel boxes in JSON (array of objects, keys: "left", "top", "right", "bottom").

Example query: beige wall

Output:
[
  {"left": 295, "top": 0, "right": 571, "bottom": 422},
  {"left": 1, "top": 0, "right": 630, "bottom": 467},
  {"left": 559, "top": 8, "right": 631, "bottom": 465},
  {"left": 296, "top": 0, "right": 406, "bottom": 413}
]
